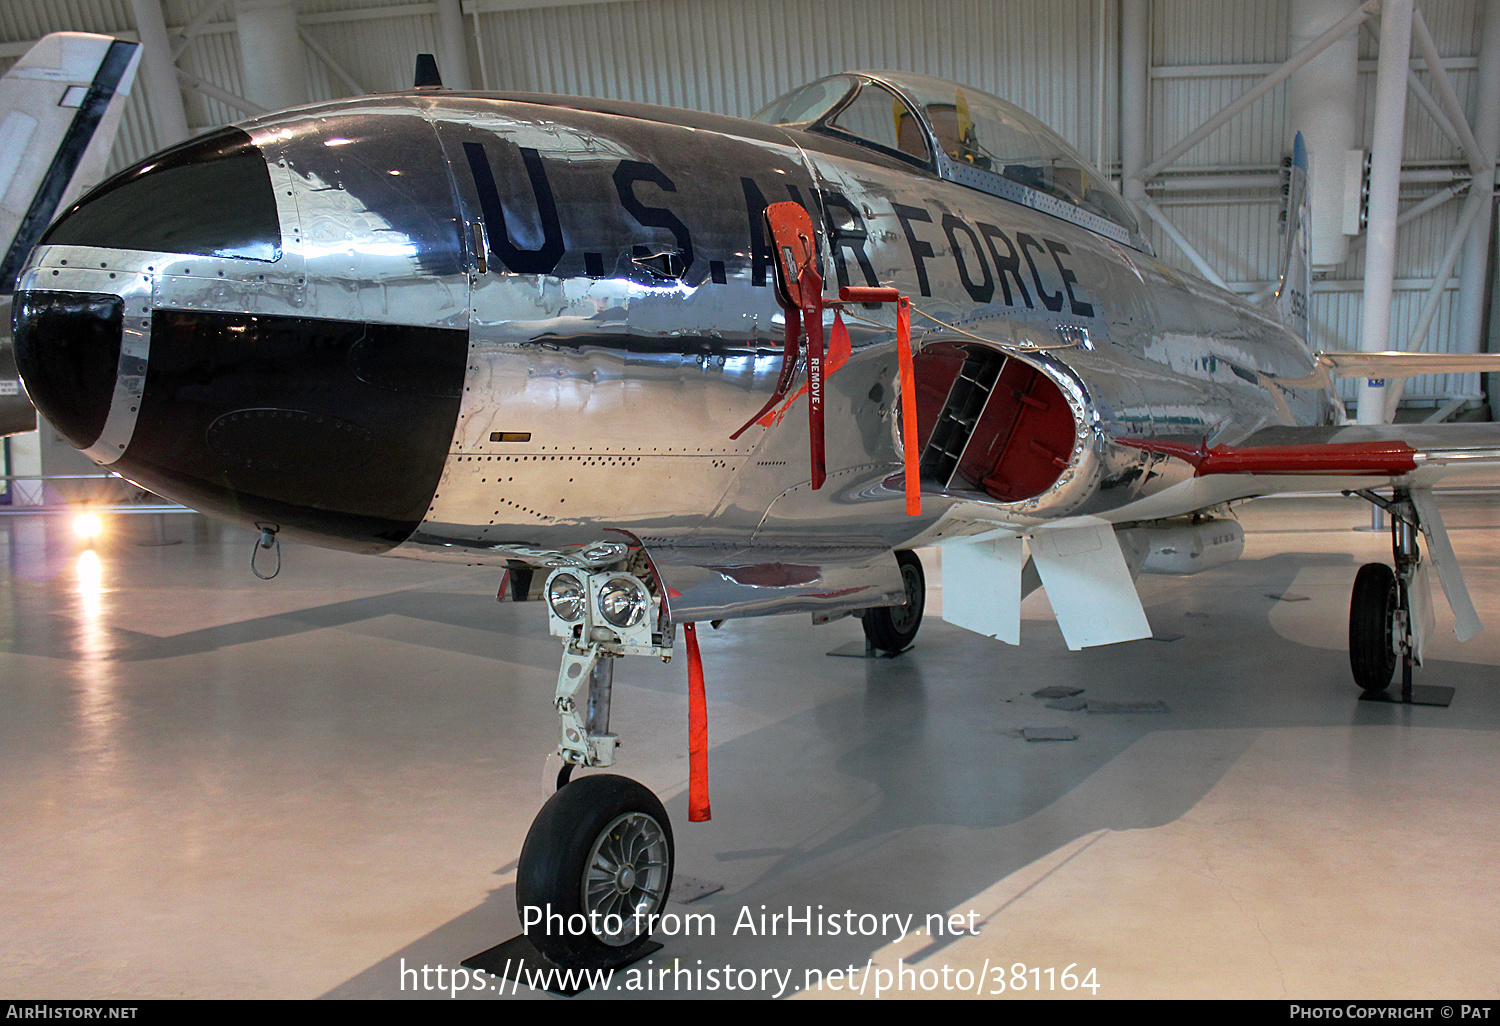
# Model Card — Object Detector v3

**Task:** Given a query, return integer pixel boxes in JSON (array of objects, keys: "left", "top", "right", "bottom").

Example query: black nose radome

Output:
[{"left": 11, "top": 290, "right": 122, "bottom": 450}]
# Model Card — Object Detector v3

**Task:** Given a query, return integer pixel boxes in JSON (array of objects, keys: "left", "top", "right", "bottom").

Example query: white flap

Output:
[
  {"left": 1030, "top": 522, "right": 1152, "bottom": 650},
  {"left": 1409, "top": 561, "right": 1437, "bottom": 664},
  {"left": 940, "top": 534, "right": 1026, "bottom": 645}
]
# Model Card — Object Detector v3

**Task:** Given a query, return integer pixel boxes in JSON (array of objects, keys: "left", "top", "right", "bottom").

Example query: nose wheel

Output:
[
  {"left": 516, "top": 773, "right": 674, "bottom": 969},
  {"left": 510, "top": 566, "right": 679, "bottom": 971}
]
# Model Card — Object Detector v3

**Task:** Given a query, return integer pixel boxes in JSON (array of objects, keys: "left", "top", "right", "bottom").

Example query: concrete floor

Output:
[{"left": 1, "top": 494, "right": 1498, "bottom": 1000}]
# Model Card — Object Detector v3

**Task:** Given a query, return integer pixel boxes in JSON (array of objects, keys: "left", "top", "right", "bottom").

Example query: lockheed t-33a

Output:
[{"left": 13, "top": 61, "right": 1500, "bottom": 971}]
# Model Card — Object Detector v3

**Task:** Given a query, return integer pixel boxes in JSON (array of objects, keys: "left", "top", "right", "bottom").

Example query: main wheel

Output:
[
  {"left": 862, "top": 549, "right": 925, "bottom": 652},
  {"left": 1349, "top": 562, "right": 1399, "bottom": 693},
  {"left": 516, "top": 774, "right": 673, "bottom": 969}
]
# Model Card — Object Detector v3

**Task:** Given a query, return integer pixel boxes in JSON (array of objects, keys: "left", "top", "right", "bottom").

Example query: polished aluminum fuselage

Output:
[{"left": 16, "top": 92, "right": 1331, "bottom": 620}]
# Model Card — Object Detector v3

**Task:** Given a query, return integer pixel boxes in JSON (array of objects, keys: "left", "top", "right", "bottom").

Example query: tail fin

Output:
[
  {"left": 0, "top": 32, "right": 142, "bottom": 295},
  {"left": 1274, "top": 131, "right": 1312, "bottom": 345}
]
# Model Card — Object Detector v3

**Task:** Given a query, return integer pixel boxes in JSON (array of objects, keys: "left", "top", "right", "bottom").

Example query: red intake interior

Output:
[{"left": 914, "top": 344, "right": 1076, "bottom": 503}]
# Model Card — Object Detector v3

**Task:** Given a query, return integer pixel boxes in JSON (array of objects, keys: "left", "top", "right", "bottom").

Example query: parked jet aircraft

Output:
[
  {"left": 13, "top": 63, "right": 1500, "bottom": 970},
  {"left": 0, "top": 31, "right": 141, "bottom": 437}
]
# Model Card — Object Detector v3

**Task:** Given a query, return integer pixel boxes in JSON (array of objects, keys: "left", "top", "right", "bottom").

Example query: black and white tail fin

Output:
[
  {"left": 0, "top": 33, "right": 139, "bottom": 436},
  {"left": 1273, "top": 131, "right": 1312, "bottom": 345},
  {"left": 0, "top": 32, "right": 141, "bottom": 295}
]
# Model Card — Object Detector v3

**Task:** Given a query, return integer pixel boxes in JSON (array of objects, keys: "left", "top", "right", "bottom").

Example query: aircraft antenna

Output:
[{"left": 413, "top": 53, "right": 444, "bottom": 89}]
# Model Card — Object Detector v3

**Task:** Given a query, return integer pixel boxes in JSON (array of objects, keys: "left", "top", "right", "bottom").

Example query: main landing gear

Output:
[
  {"left": 513, "top": 566, "right": 676, "bottom": 970},
  {"left": 858, "top": 549, "right": 926, "bottom": 654},
  {"left": 1347, "top": 488, "right": 1453, "bottom": 707}
]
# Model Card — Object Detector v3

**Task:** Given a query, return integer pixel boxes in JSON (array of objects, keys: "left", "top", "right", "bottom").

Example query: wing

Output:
[
  {"left": 935, "top": 420, "right": 1500, "bottom": 655},
  {"left": 1316, "top": 351, "right": 1500, "bottom": 379},
  {"left": 1275, "top": 350, "right": 1500, "bottom": 389}
]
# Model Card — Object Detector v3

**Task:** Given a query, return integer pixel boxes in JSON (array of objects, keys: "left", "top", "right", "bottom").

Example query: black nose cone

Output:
[{"left": 11, "top": 290, "right": 122, "bottom": 449}]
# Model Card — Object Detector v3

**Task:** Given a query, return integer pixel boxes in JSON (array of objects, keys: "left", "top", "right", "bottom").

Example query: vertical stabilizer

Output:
[
  {"left": 0, "top": 32, "right": 141, "bottom": 437},
  {"left": 1274, "top": 131, "right": 1313, "bottom": 345},
  {"left": 0, "top": 32, "right": 142, "bottom": 295}
]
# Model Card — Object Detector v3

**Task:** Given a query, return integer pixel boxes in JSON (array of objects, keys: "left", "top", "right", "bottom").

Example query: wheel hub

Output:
[{"left": 583, "top": 810, "right": 670, "bottom": 945}]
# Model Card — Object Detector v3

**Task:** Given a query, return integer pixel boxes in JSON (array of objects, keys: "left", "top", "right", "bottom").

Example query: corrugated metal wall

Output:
[
  {"left": 0, "top": 0, "right": 1492, "bottom": 406},
  {"left": 472, "top": 1, "right": 1110, "bottom": 150}
]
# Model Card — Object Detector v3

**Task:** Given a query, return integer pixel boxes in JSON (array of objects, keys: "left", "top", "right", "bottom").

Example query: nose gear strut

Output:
[{"left": 507, "top": 565, "right": 709, "bottom": 972}]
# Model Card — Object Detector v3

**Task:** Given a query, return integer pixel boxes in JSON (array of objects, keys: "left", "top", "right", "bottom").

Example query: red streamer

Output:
[
  {"left": 684, "top": 622, "right": 711, "bottom": 822},
  {"left": 896, "top": 296, "right": 920, "bottom": 516}
]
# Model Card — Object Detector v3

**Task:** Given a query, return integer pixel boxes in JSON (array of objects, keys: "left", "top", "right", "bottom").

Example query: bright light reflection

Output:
[
  {"left": 75, "top": 550, "right": 102, "bottom": 618},
  {"left": 73, "top": 550, "right": 119, "bottom": 761},
  {"left": 289, "top": 239, "right": 419, "bottom": 260},
  {"left": 73, "top": 512, "right": 103, "bottom": 541}
]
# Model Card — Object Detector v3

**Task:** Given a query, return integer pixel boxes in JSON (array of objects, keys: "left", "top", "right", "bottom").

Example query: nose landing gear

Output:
[{"left": 514, "top": 567, "right": 677, "bottom": 970}]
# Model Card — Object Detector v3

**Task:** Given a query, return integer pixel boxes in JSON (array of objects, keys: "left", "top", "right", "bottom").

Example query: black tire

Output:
[
  {"left": 1349, "top": 562, "right": 1398, "bottom": 693},
  {"left": 862, "top": 549, "right": 925, "bottom": 652},
  {"left": 516, "top": 774, "right": 673, "bottom": 969}
]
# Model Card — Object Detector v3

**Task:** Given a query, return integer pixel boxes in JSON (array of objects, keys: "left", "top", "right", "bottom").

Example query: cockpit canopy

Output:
[{"left": 753, "top": 71, "right": 1148, "bottom": 252}]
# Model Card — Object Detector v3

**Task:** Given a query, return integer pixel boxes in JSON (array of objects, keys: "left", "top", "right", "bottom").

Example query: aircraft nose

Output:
[
  {"left": 10, "top": 290, "right": 122, "bottom": 450},
  {"left": 12, "top": 125, "right": 281, "bottom": 453},
  {"left": 12, "top": 120, "right": 472, "bottom": 554}
]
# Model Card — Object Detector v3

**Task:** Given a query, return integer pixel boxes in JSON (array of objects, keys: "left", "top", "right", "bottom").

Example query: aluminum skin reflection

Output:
[{"left": 11, "top": 76, "right": 1383, "bottom": 623}]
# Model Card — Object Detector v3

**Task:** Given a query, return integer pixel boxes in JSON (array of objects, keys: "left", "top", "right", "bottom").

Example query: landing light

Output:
[
  {"left": 598, "top": 578, "right": 647, "bottom": 628},
  {"left": 547, "top": 573, "right": 586, "bottom": 622}
]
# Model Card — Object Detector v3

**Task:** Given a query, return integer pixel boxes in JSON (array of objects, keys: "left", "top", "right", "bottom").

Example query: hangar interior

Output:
[{"left": 2, "top": 0, "right": 1500, "bottom": 1000}]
